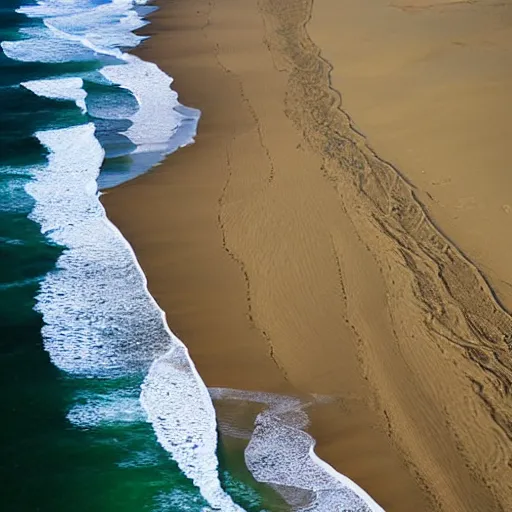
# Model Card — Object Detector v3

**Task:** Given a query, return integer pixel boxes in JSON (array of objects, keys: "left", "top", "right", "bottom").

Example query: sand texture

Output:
[
  {"left": 103, "top": 0, "right": 512, "bottom": 510},
  {"left": 309, "top": 0, "right": 512, "bottom": 310}
]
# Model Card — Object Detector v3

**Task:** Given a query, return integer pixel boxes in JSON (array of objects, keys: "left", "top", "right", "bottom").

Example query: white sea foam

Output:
[
  {"left": 26, "top": 119, "right": 243, "bottom": 510},
  {"left": 211, "top": 389, "right": 385, "bottom": 512},
  {"left": 153, "top": 489, "right": 214, "bottom": 512},
  {"left": 4, "top": 0, "right": 229, "bottom": 509},
  {"left": 41, "top": 1, "right": 147, "bottom": 52},
  {"left": 3, "top": 0, "right": 200, "bottom": 188},
  {"left": 141, "top": 350, "right": 244, "bottom": 511},
  {"left": 67, "top": 388, "right": 145, "bottom": 427},
  {"left": 26, "top": 124, "right": 166, "bottom": 375},
  {"left": 22, "top": 77, "right": 87, "bottom": 112},
  {"left": 101, "top": 56, "right": 187, "bottom": 153},
  {"left": 1, "top": 25, "right": 98, "bottom": 63},
  {"left": 5, "top": 0, "right": 222, "bottom": 507}
]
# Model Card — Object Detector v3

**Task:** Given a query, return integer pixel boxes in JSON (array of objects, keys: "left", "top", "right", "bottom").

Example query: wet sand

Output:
[{"left": 103, "top": 0, "right": 512, "bottom": 510}]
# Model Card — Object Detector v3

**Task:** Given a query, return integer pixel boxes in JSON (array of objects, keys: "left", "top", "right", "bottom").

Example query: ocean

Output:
[{"left": 0, "top": 0, "right": 384, "bottom": 510}]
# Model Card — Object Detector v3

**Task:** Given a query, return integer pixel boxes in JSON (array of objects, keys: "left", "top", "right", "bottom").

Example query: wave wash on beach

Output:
[{"left": 0, "top": 0, "right": 384, "bottom": 510}]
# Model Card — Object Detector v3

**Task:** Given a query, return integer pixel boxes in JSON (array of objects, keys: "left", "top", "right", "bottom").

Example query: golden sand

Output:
[
  {"left": 103, "top": 0, "right": 512, "bottom": 510},
  {"left": 309, "top": 0, "right": 512, "bottom": 311}
]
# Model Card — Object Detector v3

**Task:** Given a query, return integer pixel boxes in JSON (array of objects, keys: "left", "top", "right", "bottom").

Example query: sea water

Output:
[{"left": 0, "top": 0, "right": 384, "bottom": 510}]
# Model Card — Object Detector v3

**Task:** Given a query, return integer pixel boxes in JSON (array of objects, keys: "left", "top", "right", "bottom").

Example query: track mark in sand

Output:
[
  {"left": 217, "top": 144, "right": 287, "bottom": 379},
  {"left": 391, "top": 0, "right": 475, "bottom": 13},
  {"left": 204, "top": 0, "right": 275, "bottom": 184},
  {"left": 216, "top": 47, "right": 275, "bottom": 184},
  {"left": 328, "top": 234, "right": 372, "bottom": 381},
  {"left": 201, "top": 0, "right": 286, "bottom": 377},
  {"left": 328, "top": 235, "right": 348, "bottom": 305}
]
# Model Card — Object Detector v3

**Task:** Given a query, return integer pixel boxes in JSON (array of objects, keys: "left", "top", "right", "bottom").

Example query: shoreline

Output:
[{"left": 103, "top": 0, "right": 512, "bottom": 511}]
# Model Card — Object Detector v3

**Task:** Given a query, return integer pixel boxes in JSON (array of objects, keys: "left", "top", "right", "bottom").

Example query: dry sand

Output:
[
  {"left": 103, "top": 0, "right": 512, "bottom": 510},
  {"left": 309, "top": 0, "right": 512, "bottom": 311}
]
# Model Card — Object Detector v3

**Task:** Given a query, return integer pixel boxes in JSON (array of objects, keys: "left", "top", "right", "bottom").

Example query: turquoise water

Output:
[{"left": 0, "top": 0, "right": 286, "bottom": 510}]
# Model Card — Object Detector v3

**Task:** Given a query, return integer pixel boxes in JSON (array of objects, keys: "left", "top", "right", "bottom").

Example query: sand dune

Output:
[{"left": 104, "top": 0, "right": 512, "bottom": 510}]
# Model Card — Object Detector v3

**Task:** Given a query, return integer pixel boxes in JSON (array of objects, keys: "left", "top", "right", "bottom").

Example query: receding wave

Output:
[{"left": 211, "top": 389, "right": 384, "bottom": 512}]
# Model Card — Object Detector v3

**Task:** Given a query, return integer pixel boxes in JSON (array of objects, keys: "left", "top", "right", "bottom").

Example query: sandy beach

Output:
[{"left": 103, "top": 0, "right": 512, "bottom": 510}]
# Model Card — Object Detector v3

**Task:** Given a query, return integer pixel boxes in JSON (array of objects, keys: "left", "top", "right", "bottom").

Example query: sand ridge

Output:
[{"left": 103, "top": 0, "right": 512, "bottom": 510}]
